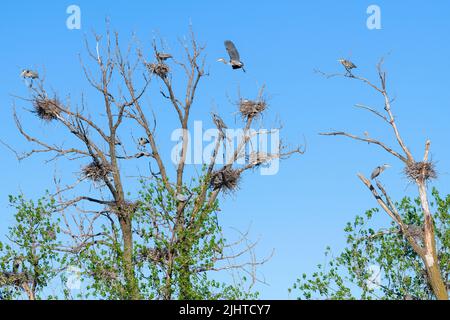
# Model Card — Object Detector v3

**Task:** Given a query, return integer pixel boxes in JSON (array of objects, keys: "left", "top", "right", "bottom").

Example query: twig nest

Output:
[
  {"left": 32, "top": 96, "right": 62, "bottom": 121},
  {"left": 147, "top": 62, "right": 170, "bottom": 78},
  {"left": 210, "top": 167, "right": 241, "bottom": 192},
  {"left": 82, "top": 161, "right": 113, "bottom": 182},
  {"left": 404, "top": 161, "right": 437, "bottom": 182},
  {"left": 239, "top": 98, "right": 267, "bottom": 119},
  {"left": 139, "top": 247, "right": 170, "bottom": 262},
  {"left": 108, "top": 200, "right": 138, "bottom": 216}
]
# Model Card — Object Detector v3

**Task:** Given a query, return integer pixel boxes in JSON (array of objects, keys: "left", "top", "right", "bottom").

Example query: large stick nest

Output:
[
  {"left": 108, "top": 200, "right": 138, "bottom": 216},
  {"left": 404, "top": 161, "right": 437, "bottom": 182},
  {"left": 147, "top": 62, "right": 170, "bottom": 78},
  {"left": 210, "top": 167, "right": 241, "bottom": 192},
  {"left": 82, "top": 161, "right": 113, "bottom": 182},
  {"left": 32, "top": 96, "right": 62, "bottom": 121},
  {"left": 239, "top": 98, "right": 267, "bottom": 119},
  {"left": 138, "top": 247, "right": 170, "bottom": 263}
]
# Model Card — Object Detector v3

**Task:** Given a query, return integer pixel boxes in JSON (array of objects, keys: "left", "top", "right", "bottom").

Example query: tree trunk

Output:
[
  {"left": 417, "top": 181, "right": 448, "bottom": 300},
  {"left": 119, "top": 216, "right": 140, "bottom": 300}
]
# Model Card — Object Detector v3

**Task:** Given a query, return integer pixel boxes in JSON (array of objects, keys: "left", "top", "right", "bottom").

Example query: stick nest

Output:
[
  {"left": 239, "top": 99, "right": 267, "bottom": 119},
  {"left": 210, "top": 167, "right": 241, "bottom": 192},
  {"left": 147, "top": 62, "right": 170, "bottom": 78},
  {"left": 404, "top": 161, "right": 437, "bottom": 182},
  {"left": 108, "top": 200, "right": 138, "bottom": 216},
  {"left": 139, "top": 247, "right": 170, "bottom": 262},
  {"left": 82, "top": 162, "right": 113, "bottom": 182},
  {"left": 32, "top": 96, "right": 62, "bottom": 121}
]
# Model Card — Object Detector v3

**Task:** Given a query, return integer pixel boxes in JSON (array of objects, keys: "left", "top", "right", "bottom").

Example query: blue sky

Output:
[{"left": 1, "top": 1, "right": 450, "bottom": 299}]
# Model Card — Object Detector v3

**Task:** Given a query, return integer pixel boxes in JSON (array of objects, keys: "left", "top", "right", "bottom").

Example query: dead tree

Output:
[
  {"left": 319, "top": 58, "right": 448, "bottom": 300},
  {"left": 10, "top": 27, "right": 302, "bottom": 299}
]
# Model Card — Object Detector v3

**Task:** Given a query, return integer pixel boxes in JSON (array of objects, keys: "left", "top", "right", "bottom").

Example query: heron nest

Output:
[
  {"left": 139, "top": 247, "right": 170, "bottom": 263},
  {"left": 210, "top": 167, "right": 241, "bottom": 192},
  {"left": 82, "top": 161, "right": 113, "bottom": 182},
  {"left": 404, "top": 161, "right": 437, "bottom": 182},
  {"left": 239, "top": 99, "right": 267, "bottom": 119},
  {"left": 32, "top": 96, "right": 62, "bottom": 121},
  {"left": 147, "top": 62, "right": 170, "bottom": 78},
  {"left": 108, "top": 200, "right": 138, "bottom": 216}
]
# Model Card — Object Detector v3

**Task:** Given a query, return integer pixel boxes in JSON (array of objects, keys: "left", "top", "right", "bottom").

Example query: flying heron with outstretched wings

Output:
[{"left": 218, "top": 40, "right": 245, "bottom": 72}]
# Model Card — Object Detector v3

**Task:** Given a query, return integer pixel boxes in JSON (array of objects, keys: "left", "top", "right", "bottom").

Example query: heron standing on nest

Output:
[
  {"left": 338, "top": 59, "right": 357, "bottom": 75},
  {"left": 218, "top": 40, "right": 246, "bottom": 72},
  {"left": 371, "top": 164, "right": 391, "bottom": 180}
]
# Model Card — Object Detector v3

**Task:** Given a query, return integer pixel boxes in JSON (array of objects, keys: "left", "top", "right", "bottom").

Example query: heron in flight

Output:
[
  {"left": 338, "top": 59, "right": 357, "bottom": 75},
  {"left": 218, "top": 40, "right": 246, "bottom": 72},
  {"left": 156, "top": 52, "right": 172, "bottom": 61},
  {"left": 371, "top": 164, "right": 391, "bottom": 180}
]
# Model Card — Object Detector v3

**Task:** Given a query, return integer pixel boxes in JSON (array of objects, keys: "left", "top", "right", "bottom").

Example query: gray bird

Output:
[
  {"left": 218, "top": 40, "right": 246, "bottom": 72},
  {"left": 138, "top": 137, "right": 150, "bottom": 146},
  {"left": 156, "top": 52, "right": 173, "bottom": 61},
  {"left": 212, "top": 113, "right": 227, "bottom": 133},
  {"left": 371, "top": 164, "right": 391, "bottom": 180},
  {"left": 20, "top": 69, "right": 39, "bottom": 79},
  {"left": 338, "top": 59, "right": 357, "bottom": 74},
  {"left": 176, "top": 193, "right": 190, "bottom": 202},
  {"left": 12, "top": 256, "right": 24, "bottom": 273}
]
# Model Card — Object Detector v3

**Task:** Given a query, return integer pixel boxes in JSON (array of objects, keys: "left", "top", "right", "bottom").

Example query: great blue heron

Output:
[
  {"left": 218, "top": 40, "right": 246, "bottom": 72},
  {"left": 371, "top": 164, "right": 391, "bottom": 180},
  {"left": 212, "top": 112, "right": 227, "bottom": 134},
  {"left": 156, "top": 52, "right": 172, "bottom": 61},
  {"left": 338, "top": 59, "right": 357, "bottom": 74},
  {"left": 20, "top": 69, "right": 39, "bottom": 79},
  {"left": 12, "top": 256, "right": 24, "bottom": 273},
  {"left": 138, "top": 137, "right": 150, "bottom": 146}
]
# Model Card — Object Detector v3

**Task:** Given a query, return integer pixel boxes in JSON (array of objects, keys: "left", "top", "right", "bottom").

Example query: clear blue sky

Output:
[{"left": 1, "top": 1, "right": 450, "bottom": 299}]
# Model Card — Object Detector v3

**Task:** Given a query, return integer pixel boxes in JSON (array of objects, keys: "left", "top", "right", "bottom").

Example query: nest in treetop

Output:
[
  {"left": 239, "top": 98, "right": 267, "bottom": 119},
  {"left": 82, "top": 161, "right": 113, "bottom": 182},
  {"left": 147, "top": 62, "right": 170, "bottom": 78},
  {"left": 210, "top": 167, "right": 241, "bottom": 192},
  {"left": 32, "top": 96, "right": 62, "bottom": 121},
  {"left": 404, "top": 161, "right": 437, "bottom": 182}
]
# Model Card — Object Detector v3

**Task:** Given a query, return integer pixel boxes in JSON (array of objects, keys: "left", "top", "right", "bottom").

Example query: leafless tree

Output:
[
  {"left": 9, "top": 26, "right": 302, "bottom": 299},
  {"left": 318, "top": 58, "right": 448, "bottom": 300}
]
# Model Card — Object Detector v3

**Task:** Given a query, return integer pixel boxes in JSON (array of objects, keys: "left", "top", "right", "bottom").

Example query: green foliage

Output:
[
  {"left": 291, "top": 188, "right": 450, "bottom": 300},
  {"left": 72, "top": 169, "right": 258, "bottom": 299},
  {"left": 0, "top": 194, "right": 63, "bottom": 300}
]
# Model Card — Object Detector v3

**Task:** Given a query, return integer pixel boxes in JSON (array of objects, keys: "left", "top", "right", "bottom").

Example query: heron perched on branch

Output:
[
  {"left": 218, "top": 40, "right": 246, "bottom": 72},
  {"left": 20, "top": 69, "right": 39, "bottom": 79},
  {"left": 371, "top": 164, "right": 391, "bottom": 180},
  {"left": 338, "top": 59, "right": 357, "bottom": 75},
  {"left": 212, "top": 112, "right": 227, "bottom": 136},
  {"left": 138, "top": 137, "right": 150, "bottom": 146}
]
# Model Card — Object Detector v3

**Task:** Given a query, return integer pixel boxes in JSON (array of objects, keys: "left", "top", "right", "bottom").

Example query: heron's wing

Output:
[{"left": 224, "top": 40, "right": 240, "bottom": 61}]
